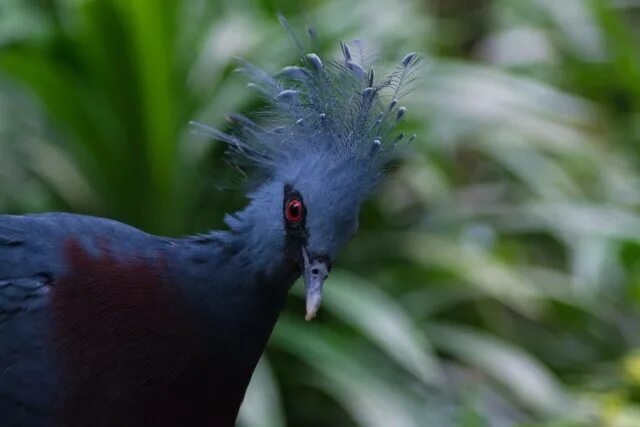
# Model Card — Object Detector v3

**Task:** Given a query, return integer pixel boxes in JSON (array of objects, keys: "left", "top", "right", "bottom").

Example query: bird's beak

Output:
[{"left": 301, "top": 247, "right": 330, "bottom": 321}]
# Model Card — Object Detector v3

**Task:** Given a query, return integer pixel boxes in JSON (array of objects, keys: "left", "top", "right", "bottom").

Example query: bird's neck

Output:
[
  {"left": 161, "top": 220, "right": 298, "bottom": 421},
  {"left": 171, "top": 229, "right": 297, "bottom": 316},
  {"left": 168, "top": 208, "right": 300, "bottom": 346}
]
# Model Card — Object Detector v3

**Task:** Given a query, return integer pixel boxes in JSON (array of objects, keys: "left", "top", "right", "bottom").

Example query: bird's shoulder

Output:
[{"left": 0, "top": 212, "right": 167, "bottom": 324}]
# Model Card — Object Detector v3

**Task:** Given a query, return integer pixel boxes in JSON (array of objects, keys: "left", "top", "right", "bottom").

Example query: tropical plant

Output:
[{"left": 2, "top": 0, "right": 640, "bottom": 426}]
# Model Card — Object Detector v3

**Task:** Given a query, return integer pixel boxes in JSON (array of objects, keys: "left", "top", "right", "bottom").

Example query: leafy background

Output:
[{"left": 1, "top": 0, "right": 640, "bottom": 425}]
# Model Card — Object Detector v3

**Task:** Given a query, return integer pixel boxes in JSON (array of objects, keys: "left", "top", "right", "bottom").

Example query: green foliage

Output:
[{"left": 2, "top": 0, "right": 640, "bottom": 425}]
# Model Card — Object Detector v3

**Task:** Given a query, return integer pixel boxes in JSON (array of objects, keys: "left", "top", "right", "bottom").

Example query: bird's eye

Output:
[{"left": 285, "top": 198, "right": 304, "bottom": 224}]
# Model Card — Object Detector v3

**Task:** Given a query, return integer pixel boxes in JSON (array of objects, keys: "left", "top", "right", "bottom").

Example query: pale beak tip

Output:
[{"left": 304, "top": 295, "right": 322, "bottom": 321}]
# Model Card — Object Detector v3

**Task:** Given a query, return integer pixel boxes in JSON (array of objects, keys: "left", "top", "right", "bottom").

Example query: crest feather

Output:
[{"left": 191, "top": 18, "right": 421, "bottom": 183}]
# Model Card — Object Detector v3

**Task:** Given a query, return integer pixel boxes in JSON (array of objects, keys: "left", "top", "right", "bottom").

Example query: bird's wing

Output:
[
  {"left": 0, "top": 215, "right": 55, "bottom": 326},
  {"left": 0, "top": 275, "right": 51, "bottom": 324},
  {"left": 0, "top": 216, "right": 58, "bottom": 423},
  {"left": 0, "top": 275, "right": 56, "bottom": 426},
  {"left": 0, "top": 214, "right": 64, "bottom": 282}
]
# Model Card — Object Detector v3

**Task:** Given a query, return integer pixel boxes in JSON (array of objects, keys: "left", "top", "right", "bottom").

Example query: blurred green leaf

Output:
[
  {"left": 3, "top": 0, "right": 640, "bottom": 425},
  {"left": 272, "top": 315, "right": 445, "bottom": 427},
  {"left": 425, "top": 322, "right": 571, "bottom": 416},
  {"left": 237, "top": 357, "right": 285, "bottom": 427}
]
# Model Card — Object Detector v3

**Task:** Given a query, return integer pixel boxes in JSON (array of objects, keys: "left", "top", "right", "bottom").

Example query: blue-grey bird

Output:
[{"left": 0, "top": 23, "right": 419, "bottom": 427}]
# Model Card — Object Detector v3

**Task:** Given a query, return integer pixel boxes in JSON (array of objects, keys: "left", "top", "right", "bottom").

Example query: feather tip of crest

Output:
[{"left": 194, "top": 19, "right": 420, "bottom": 184}]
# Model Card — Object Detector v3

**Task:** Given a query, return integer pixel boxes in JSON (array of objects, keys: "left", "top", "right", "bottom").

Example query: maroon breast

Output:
[{"left": 50, "top": 238, "right": 239, "bottom": 427}]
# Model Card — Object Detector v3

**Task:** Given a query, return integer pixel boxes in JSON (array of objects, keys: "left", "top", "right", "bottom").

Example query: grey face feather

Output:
[{"left": 194, "top": 23, "right": 419, "bottom": 318}]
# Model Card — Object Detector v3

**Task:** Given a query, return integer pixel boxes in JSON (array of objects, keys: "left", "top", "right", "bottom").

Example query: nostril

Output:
[{"left": 311, "top": 268, "right": 319, "bottom": 275}]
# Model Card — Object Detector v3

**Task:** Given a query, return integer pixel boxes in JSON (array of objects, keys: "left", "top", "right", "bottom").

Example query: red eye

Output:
[{"left": 285, "top": 198, "right": 304, "bottom": 223}]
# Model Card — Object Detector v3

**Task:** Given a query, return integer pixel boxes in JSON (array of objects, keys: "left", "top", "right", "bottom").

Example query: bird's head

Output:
[{"left": 193, "top": 29, "right": 420, "bottom": 320}]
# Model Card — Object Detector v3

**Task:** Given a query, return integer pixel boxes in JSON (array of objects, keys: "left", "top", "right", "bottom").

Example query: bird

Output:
[{"left": 0, "top": 21, "right": 420, "bottom": 427}]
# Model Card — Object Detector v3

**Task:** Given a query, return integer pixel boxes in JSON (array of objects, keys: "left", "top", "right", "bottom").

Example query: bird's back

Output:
[{"left": 0, "top": 213, "right": 155, "bottom": 279}]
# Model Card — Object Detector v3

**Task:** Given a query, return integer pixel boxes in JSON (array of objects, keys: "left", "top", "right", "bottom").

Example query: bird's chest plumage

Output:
[{"left": 48, "top": 239, "right": 257, "bottom": 427}]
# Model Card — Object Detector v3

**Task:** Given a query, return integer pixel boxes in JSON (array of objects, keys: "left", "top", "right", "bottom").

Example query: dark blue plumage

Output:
[
  {"left": 0, "top": 213, "right": 297, "bottom": 426},
  {"left": 0, "top": 23, "right": 418, "bottom": 427}
]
